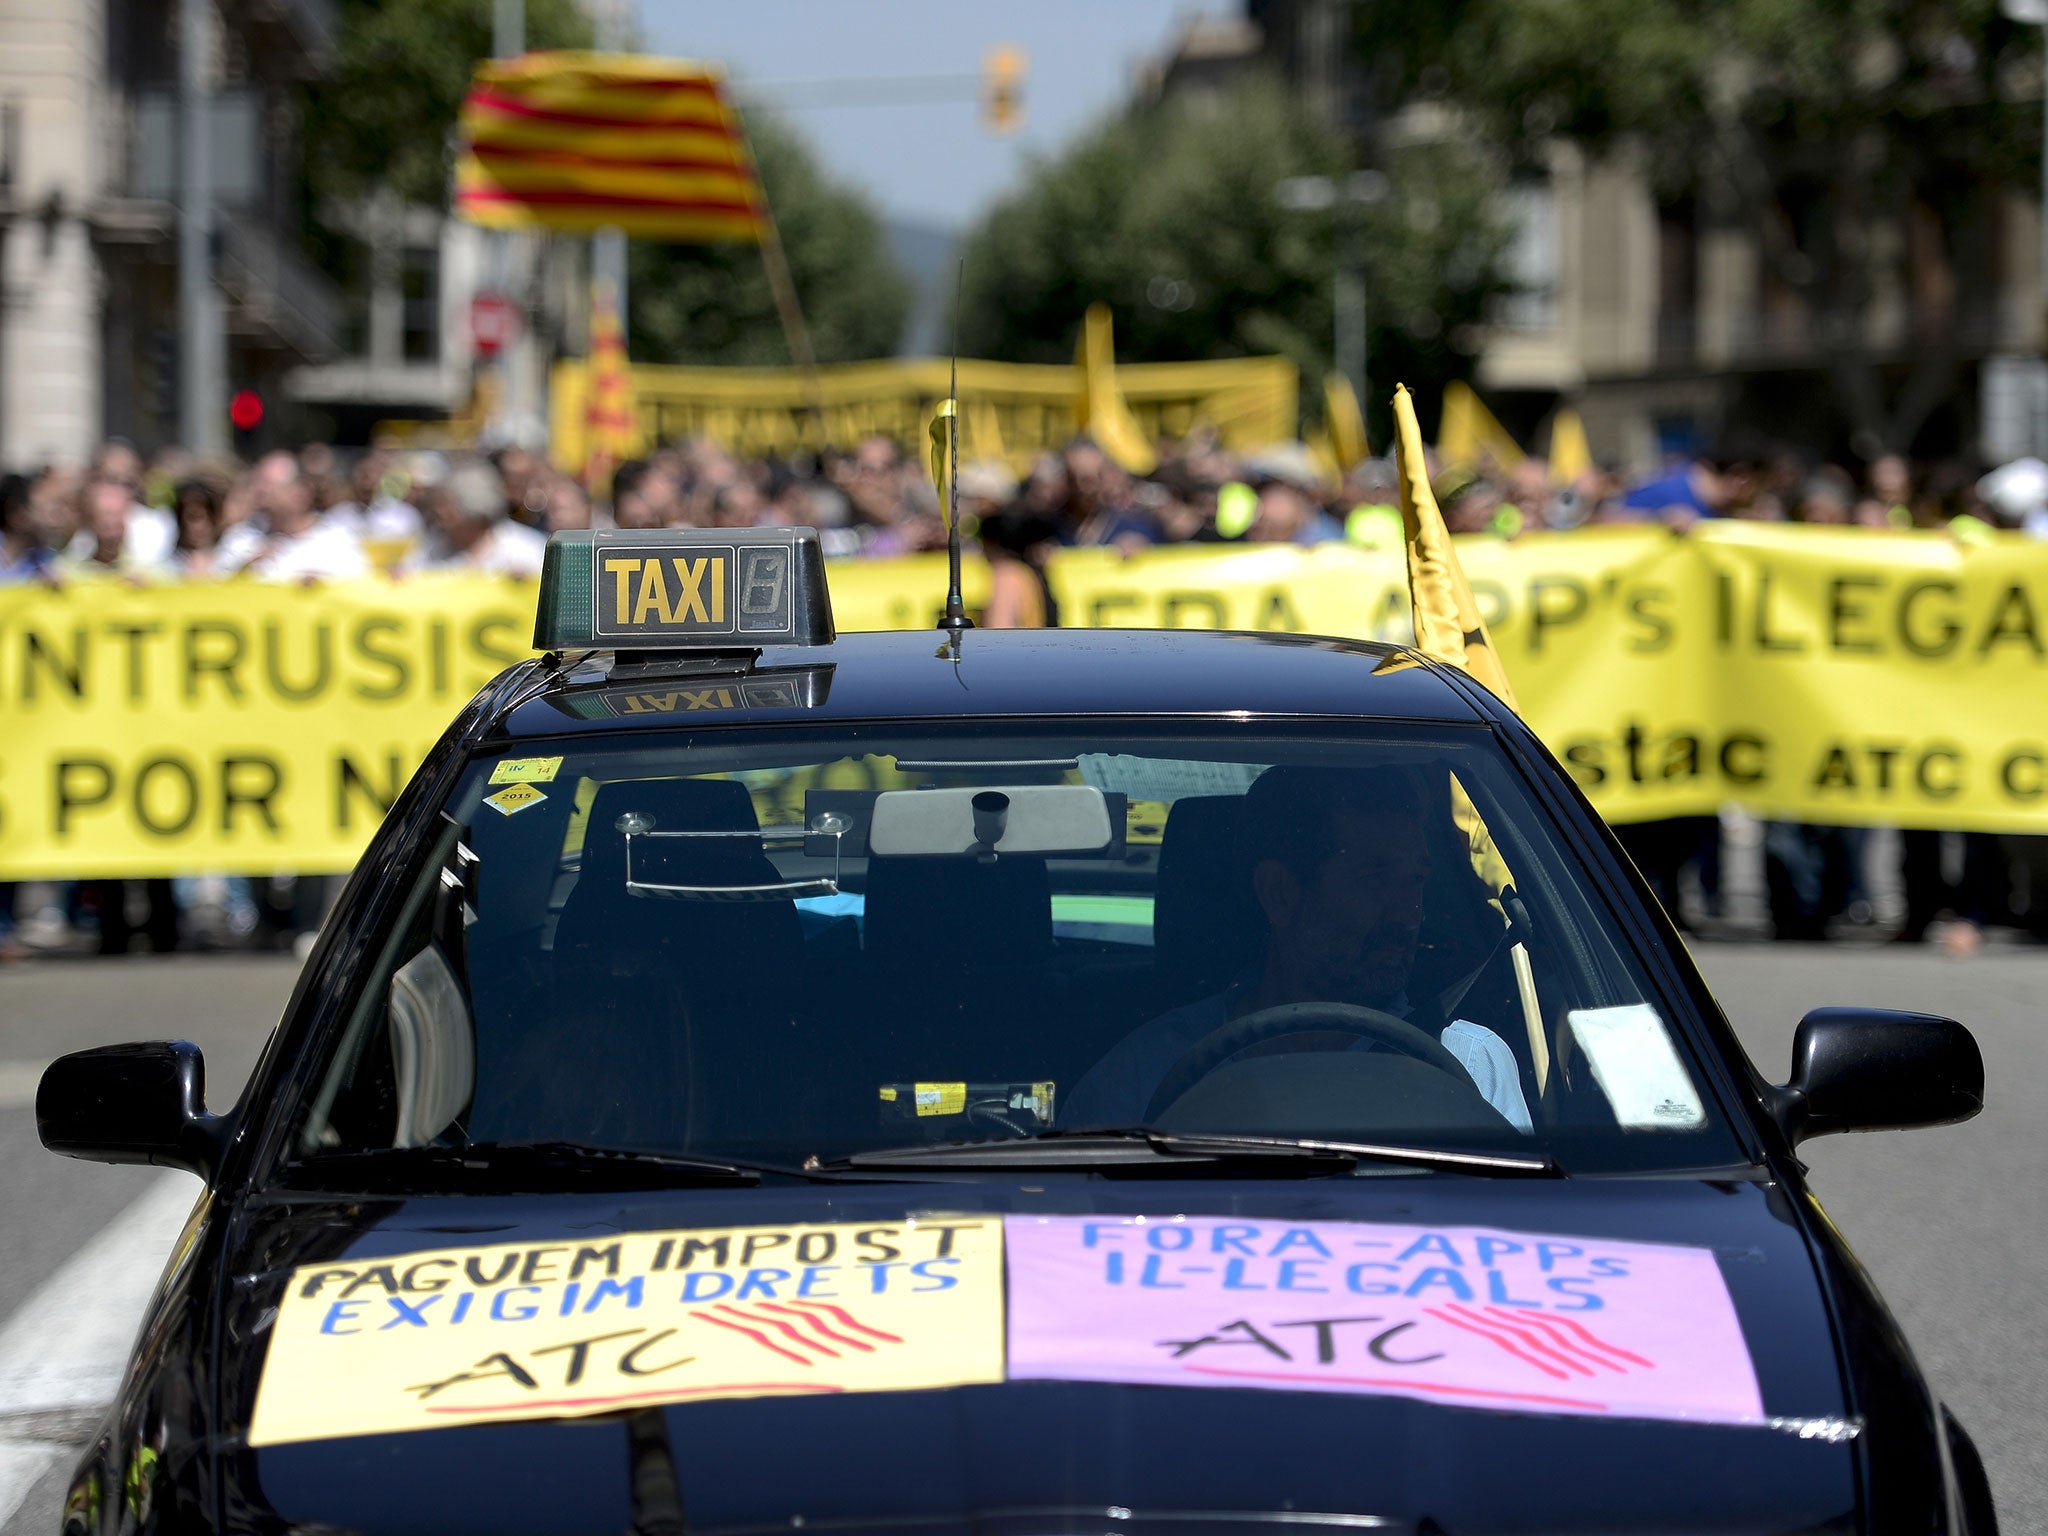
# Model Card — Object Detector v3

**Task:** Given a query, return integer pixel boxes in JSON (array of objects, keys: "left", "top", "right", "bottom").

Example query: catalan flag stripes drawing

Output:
[{"left": 457, "top": 52, "right": 767, "bottom": 242}]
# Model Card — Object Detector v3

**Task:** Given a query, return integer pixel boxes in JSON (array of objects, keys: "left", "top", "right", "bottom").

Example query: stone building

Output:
[{"left": 0, "top": 0, "right": 341, "bottom": 466}]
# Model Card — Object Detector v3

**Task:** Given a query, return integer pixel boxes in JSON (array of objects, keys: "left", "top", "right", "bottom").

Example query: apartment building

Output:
[
  {"left": 1162, "top": 0, "right": 2047, "bottom": 469},
  {"left": 0, "top": 0, "right": 341, "bottom": 466}
]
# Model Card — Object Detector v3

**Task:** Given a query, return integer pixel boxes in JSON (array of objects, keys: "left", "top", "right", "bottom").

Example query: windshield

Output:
[{"left": 293, "top": 720, "right": 1745, "bottom": 1177}]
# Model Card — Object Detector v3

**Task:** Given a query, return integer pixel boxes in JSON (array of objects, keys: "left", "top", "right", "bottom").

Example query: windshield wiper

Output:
[
  {"left": 828, "top": 1127, "right": 1560, "bottom": 1178},
  {"left": 279, "top": 1138, "right": 810, "bottom": 1192}
]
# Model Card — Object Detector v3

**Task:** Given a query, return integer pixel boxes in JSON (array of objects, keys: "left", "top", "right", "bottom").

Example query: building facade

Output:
[
  {"left": 0, "top": 0, "right": 342, "bottom": 467},
  {"left": 1162, "top": 0, "right": 2047, "bottom": 470}
]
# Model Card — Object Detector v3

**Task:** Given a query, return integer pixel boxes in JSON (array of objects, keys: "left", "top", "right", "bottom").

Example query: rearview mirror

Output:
[
  {"left": 37, "top": 1041, "right": 225, "bottom": 1179},
  {"left": 1773, "top": 1008, "right": 1983, "bottom": 1145},
  {"left": 868, "top": 784, "right": 1112, "bottom": 858}
]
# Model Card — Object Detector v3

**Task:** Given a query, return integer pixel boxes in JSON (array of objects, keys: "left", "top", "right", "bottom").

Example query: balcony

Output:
[
  {"left": 1653, "top": 299, "right": 2012, "bottom": 372},
  {"left": 218, "top": 210, "right": 343, "bottom": 362}
]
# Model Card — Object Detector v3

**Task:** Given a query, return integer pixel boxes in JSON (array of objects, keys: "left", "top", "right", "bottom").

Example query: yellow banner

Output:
[
  {"left": 830, "top": 525, "right": 2048, "bottom": 834},
  {"left": 0, "top": 576, "right": 535, "bottom": 879},
  {"left": 549, "top": 354, "right": 1300, "bottom": 474},
  {"left": 249, "top": 1218, "right": 1004, "bottom": 1445},
  {"left": 6, "top": 525, "right": 2048, "bottom": 880}
]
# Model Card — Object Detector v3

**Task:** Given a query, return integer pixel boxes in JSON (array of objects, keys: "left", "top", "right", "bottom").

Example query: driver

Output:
[{"left": 1062, "top": 765, "right": 1533, "bottom": 1131}]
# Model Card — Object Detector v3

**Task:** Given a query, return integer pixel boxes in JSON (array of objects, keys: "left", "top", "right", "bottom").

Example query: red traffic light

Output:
[{"left": 229, "top": 390, "right": 264, "bottom": 432}]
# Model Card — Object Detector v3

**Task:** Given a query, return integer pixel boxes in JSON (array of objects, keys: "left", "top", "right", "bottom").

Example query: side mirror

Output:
[
  {"left": 37, "top": 1041, "right": 225, "bottom": 1179},
  {"left": 1773, "top": 1008, "right": 1983, "bottom": 1145}
]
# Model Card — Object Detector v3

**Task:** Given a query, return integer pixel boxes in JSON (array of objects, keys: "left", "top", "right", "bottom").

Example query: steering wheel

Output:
[{"left": 1146, "top": 1001, "right": 1471, "bottom": 1122}]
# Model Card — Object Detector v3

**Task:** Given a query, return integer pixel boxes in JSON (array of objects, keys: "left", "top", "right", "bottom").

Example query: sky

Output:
[{"left": 635, "top": 0, "right": 1237, "bottom": 233}]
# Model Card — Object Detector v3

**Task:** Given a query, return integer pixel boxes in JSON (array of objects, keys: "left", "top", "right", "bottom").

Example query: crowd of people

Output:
[
  {"left": 9, "top": 423, "right": 2048, "bottom": 593},
  {"left": 2, "top": 421, "right": 2045, "bottom": 959}
]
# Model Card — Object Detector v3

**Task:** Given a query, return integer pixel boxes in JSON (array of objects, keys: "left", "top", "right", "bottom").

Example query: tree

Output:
[
  {"left": 302, "top": 0, "right": 596, "bottom": 211},
  {"left": 956, "top": 74, "right": 1511, "bottom": 441},
  {"left": 1353, "top": 0, "right": 2041, "bottom": 455},
  {"left": 626, "top": 114, "right": 911, "bottom": 366}
]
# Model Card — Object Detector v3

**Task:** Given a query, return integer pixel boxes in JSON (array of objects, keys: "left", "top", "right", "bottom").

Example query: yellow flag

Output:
[
  {"left": 1549, "top": 406, "right": 1592, "bottom": 486},
  {"left": 927, "top": 397, "right": 958, "bottom": 522},
  {"left": 1393, "top": 383, "right": 1518, "bottom": 709},
  {"left": 1073, "top": 304, "right": 1158, "bottom": 474},
  {"left": 1307, "top": 373, "right": 1369, "bottom": 489},
  {"left": 1437, "top": 380, "right": 1524, "bottom": 473},
  {"left": 965, "top": 395, "right": 1008, "bottom": 466},
  {"left": 1324, "top": 373, "right": 1370, "bottom": 469},
  {"left": 1397, "top": 383, "right": 1536, "bottom": 1074}
]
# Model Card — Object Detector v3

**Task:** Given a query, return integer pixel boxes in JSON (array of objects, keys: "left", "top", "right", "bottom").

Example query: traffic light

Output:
[
  {"left": 982, "top": 45, "right": 1025, "bottom": 135},
  {"left": 230, "top": 388, "right": 264, "bottom": 450}
]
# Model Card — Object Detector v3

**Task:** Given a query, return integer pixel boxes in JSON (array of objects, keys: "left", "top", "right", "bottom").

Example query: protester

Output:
[
  {"left": 173, "top": 477, "right": 228, "bottom": 575},
  {"left": 1976, "top": 456, "right": 2048, "bottom": 539},
  {"left": 965, "top": 461, "right": 1061, "bottom": 629},
  {"left": 422, "top": 458, "right": 546, "bottom": 576},
  {"left": 1620, "top": 456, "right": 1729, "bottom": 523},
  {"left": 327, "top": 448, "right": 426, "bottom": 564},
  {"left": 542, "top": 473, "right": 597, "bottom": 533},
  {"left": 0, "top": 472, "right": 54, "bottom": 583},
  {"left": 1238, "top": 445, "right": 1338, "bottom": 544},
  {"left": 217, "top": 452, "right": 367, "bottom": 581},
  {"left": 75, "top": 439, "right": 177, "bottom": 567},
  {"left": 2, "top": 417, "right": 2042, "bottom": 956}
]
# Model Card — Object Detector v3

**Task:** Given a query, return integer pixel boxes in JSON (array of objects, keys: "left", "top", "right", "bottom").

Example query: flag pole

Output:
[{"left": 748, "top": 184, "right": 828, "bottom": 445}]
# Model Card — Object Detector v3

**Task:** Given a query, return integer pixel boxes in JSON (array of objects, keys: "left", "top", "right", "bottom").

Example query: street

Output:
[{"left": 0, "top": 943, "right": 2041, "bottom": 1534}]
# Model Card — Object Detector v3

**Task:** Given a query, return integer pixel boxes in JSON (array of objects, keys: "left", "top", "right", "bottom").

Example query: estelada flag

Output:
[
  {"left": 457, "top": 52, "right": 766, "bottom": 242},
  {"left": 583, "top": 276, "right": 640, "bottom": 490},
  {"left": 1391, "top": 382, "right": 1518, "bottom": 709}
]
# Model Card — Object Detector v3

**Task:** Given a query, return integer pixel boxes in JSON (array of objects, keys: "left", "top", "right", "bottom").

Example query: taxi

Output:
[{"left": 39, "top": 527, "right": 1993, "bottom": 1534}]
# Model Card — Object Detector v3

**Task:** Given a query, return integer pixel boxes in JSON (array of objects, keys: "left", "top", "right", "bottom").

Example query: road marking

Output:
[
  {"left": 0, "top": 1063, "right": 41, "bottom": 1113},
  {"left": 0, "top": 1173, "right": 201, "bottom": 1529}
]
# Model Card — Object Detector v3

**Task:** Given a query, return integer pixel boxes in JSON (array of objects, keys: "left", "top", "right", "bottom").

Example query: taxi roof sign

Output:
[{"left": 534, "top": 528, "right": 835, "bottom": 652}]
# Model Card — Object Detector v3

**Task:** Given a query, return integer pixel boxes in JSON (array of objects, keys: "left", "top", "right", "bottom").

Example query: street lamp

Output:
[{"left": 1277, "top": 170, "right": 1390, "bottom": 412}]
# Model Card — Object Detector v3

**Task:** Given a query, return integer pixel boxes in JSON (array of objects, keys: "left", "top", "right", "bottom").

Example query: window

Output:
[{"left": 294, "top": 721, "right": 1744, "bottom": 1179}]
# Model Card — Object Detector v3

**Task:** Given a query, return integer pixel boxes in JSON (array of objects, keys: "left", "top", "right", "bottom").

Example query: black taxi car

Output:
[{"left": 40, "top": 527, "right": 1993, "bottom": 1535}]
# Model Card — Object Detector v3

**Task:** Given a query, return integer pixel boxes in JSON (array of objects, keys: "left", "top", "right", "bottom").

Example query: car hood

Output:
[{"left": 217, "top": 1176, "right": 1864, "bottom": 1535}]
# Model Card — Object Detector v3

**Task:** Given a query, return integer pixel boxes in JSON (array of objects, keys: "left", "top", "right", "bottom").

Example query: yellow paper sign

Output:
[
  {"left": 248, "top": 1219, "right": 1005, "bottom": 1446},
  {"left": 490, "top": 756, "right": 563, "bottom": 785}
]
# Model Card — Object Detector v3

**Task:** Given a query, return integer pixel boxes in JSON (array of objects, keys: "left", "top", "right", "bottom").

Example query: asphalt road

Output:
[
  {"left": 0, "top": 956, "right": 299, "bottom": 1536},
  {"left": 1703, "top": 943, "right": 2047, "bottom": 1531},
  {"left": 0, "top": 945, "right": 2040, "bottom": 1533}
]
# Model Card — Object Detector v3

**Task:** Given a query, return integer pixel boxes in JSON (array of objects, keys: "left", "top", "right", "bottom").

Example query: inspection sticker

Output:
[
  {"left": 482, "top": 783, "right": 546, "bottom": 817},
  {"left": 249, "top": 1218, "right": 1005, "bottom": 1445},
  {"left": 490, "top": 756, "right": 563, "bottom": 785},
  {"left": 914, "top": 1082, "right": 967, "bottom": 1116},
  {"left": 1004, "top": 1215, "right": 1765, "bottom": 1427}
]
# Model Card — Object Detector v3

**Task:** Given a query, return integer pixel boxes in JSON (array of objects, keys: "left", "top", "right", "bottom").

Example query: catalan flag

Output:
[
  {"left": 456, "top": 52, "right": 767, "bottom": 242},
  {"left": 583, "top": 276, "right": 641, "bottom": 491}
]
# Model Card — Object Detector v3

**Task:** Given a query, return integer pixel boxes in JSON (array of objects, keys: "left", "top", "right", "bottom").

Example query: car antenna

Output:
[{"left": 935, "top": 259, "right": 973, "bottom": 640}]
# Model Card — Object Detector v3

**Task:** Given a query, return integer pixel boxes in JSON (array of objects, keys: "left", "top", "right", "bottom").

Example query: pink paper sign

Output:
[{"left": 1003, "top": 1215, "right": 1765, "bottom": 1425}]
